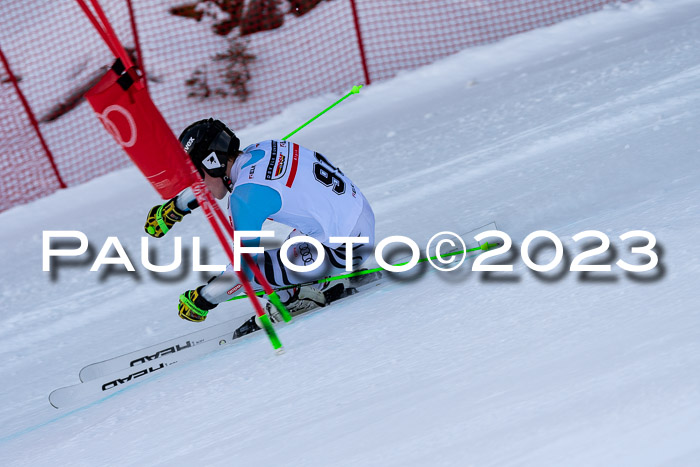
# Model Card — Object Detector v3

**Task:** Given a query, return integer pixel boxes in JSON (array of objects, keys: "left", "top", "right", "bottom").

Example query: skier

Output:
[{"left": 144, "top": 118, "right": 375, "bottom": 336}]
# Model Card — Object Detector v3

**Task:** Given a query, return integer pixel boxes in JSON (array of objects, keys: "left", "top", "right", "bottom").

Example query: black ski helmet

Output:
[{"left": 178, "top": 118, "right": 240, "bottom": 191}]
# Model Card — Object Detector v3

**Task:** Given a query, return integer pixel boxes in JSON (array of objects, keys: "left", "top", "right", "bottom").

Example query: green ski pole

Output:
[
  {"left": 263, "top": 85, "right": 364, "bottom": 326},
  {"left": 282, "top": 85, "right": 362, "bottom": 140},
  {"left": 228, "top": 241, "right": 500, "bottom": 302}
]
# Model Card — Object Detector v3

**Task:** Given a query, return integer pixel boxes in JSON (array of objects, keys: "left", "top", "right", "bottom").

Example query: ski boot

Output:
[{"left": 232, "top": 279, "right": 351, "bottom": 338}]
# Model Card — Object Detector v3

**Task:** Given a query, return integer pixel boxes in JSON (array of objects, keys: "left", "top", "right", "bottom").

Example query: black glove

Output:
[
  {"left": 145, "top": 197, "right": 189, "bottom": 238},
  {"left": 178, "top": 286, "right": 217, "bottom": 323}
]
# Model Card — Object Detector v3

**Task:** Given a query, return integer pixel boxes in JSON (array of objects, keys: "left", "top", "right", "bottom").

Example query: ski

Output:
[
  {"left": 50, "top": 328, "right": 256, "bottom": 409},
  {"left": 78, "top": 270, "right": 384, "bottom": 383},
  {"left": 78, "top": 316, "right": 247, "bottom": 382},
  {"left": 50, "top": 272, "right": 385, "bottom": 408}
]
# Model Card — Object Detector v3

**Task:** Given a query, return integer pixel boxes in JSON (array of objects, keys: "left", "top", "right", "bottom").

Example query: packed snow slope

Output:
[{"left": 1, "top": 0, "right": 700, "bottom": 465}]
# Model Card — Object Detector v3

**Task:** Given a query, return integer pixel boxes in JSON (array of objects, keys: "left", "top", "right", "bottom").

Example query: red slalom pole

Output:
[
  {"left": 210, "top": 199, "right": 292, "bottom": 322},
  {"left": 190, "top": 181, "right": 286, "bottom": 353},
  {"left": 73, "top": 1, "right": 285, "bottom": 352}
]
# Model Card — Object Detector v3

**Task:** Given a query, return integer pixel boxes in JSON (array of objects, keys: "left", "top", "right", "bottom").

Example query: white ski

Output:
[
  {"left": 50, "top": 329, "right": 254, "bottom": 409},
  {"left": 79, "top": 316, "right": 248, "bottom": 382},
  {"left": 51, "top": 273, "right": 385, "bottom": 408},
  {"left": 79, "top": 271, "right": 384, "bottom": 383}
]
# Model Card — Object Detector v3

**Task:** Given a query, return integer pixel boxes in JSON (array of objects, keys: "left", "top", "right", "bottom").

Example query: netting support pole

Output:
[
  {"left": 348, "top": 0, "right": 371, "bottom": 85},
  {"left": 0, "top": 46, "right": 66, "bottom": 189},
  {"left": 125, "top": 0, "right": 147, "bottom": 92}
]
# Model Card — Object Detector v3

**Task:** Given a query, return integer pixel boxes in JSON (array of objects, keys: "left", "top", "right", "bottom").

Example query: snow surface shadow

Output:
[
  {"left": 623, "top": 241, "right": 667, "bottom": 283},
  {"left": 47, "top": 239, "right": 96, "bottom": 282}
]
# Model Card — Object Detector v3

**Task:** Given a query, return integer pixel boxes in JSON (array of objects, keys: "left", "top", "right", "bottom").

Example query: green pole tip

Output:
[
  {"left": 147, "top": 226, "right": 155, "bottom": 235},
  {"left": 258, "top": 313, "right": 283, "bottom": 350},
  {"left": 351, "top": 85, "right": 363, "bottom": 94},
  {"left": 481, "top": 242, "right": 490, "bottom": 250}
]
